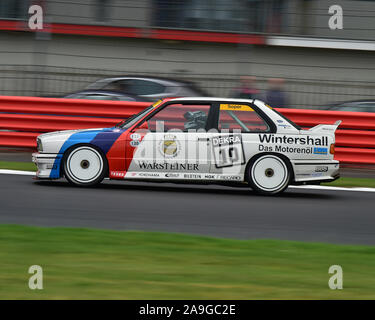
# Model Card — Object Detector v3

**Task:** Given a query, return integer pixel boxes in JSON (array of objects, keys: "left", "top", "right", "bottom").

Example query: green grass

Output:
[
  {"left": 0, "top": 225, "right": 374, "bottom": 299},
  {"left": 322, "top": 177, "right": 375, "bottom": 188},
  {"left": 0, "top": 161, "right": 375, "bottom": 189},
  {"left": 0, "top": 161, "right": 36, "bottom": 172}
]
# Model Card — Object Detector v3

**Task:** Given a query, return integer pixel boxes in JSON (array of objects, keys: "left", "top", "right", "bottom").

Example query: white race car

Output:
[{"left": 32, "top": 98, "right": 341, "bottom": 195}]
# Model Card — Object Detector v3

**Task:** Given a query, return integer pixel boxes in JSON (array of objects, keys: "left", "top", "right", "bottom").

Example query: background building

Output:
[{"left": 0, "top": 0, "right": 375, "bottom": 108}]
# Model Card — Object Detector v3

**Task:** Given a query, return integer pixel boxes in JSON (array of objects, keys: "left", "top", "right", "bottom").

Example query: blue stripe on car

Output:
[
  {"left": 49, "top": 129, "right": 103, "bottom": 178},
  {"left": 89, "top": 129, "right": 123, "bottom": 154}
]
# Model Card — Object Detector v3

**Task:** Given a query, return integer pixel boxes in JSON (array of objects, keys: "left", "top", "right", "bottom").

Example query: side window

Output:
[
  {"left": 130, "top": 80, "right": 165, "bottom": 95},
  {"left": 117, "top": 96, "right": 136, "bottom": 101},
  {"left": 104, "top": 80, "right": 131, "bottom": 92},
  {"left": 358, "top": 103, "right": 375, "bottom": 112},
  {"left": 218, "top": 104, "right": 269, "bottom": 132},
  {"left": 106, "top": 80, "right": 165, "bottom": 95},
  {"left": 81, "top": 94, "right": 116, "bottom": 100},
  {"left": 145, "top": 104, "right": 211, "bottom": 132},
  {"left": 0, "top": 0, "right": 27, "bottom": 19}
]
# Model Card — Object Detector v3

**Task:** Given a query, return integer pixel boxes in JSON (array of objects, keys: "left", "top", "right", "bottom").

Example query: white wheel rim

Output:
[
  {"left": 66, "top": 147, "right": 103, "bottom": 183},
  {"left": 251, "top": 156, "right": 288, "bottom": 192}
]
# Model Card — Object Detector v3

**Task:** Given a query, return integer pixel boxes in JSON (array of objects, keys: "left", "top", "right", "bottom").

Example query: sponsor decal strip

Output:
[{"left": 125, "top": 171, "right": 242, "bottom": 181}]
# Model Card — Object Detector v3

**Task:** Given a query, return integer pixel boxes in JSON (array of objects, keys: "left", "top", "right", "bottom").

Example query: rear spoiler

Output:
[{"left": 308, "top": 120, "right": 342, "bottom": 133}]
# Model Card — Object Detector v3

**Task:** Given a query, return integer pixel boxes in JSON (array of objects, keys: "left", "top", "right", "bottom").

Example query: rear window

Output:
[
  {"left": 272, "top": 108, "right": 301, "bottom": 130},
  {"left": 218, "top": 103, "right": 270, "bottom": 132}
]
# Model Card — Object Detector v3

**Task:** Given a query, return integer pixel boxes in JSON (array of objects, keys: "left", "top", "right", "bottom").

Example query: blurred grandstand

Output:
[{"left": 0, "top": 0, "right": 375, "bottom": 108}]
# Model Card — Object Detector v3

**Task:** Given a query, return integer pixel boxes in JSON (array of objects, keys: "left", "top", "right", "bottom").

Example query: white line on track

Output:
[
  {"left": 0, "top": 169, "right": 35, "bottom": 176},
  {"left": 290, "top": 185, "right": 375, "bottom": 193},
  {"left": 1, "top": 169, "right": 375, "bottom": 193}
]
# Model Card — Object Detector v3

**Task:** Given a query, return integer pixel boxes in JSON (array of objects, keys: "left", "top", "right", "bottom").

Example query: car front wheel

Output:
[
  {"left": 63, "top": 145, "right": 107, "bottom": 186},
  {"left": 248, "top": 154, "right": 290, "bottom": 195}
]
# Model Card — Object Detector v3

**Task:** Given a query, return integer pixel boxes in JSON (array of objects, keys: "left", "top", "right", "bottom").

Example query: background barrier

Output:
[{"left": 1, "top": 96, "right": 375, "bottom": 164}]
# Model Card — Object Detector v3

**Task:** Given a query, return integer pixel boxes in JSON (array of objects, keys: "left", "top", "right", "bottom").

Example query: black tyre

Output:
[
  {"left": 63, "top": 145, "right": 107, "bottom": 186},
  {"left": 247, "top": 154, "right": 290, "bottom": 195}
]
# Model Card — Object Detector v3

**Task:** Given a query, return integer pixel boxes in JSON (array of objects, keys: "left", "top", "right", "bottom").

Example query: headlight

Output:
[{"left": 37, "top": 138, "right": 43, "bottom": 152}]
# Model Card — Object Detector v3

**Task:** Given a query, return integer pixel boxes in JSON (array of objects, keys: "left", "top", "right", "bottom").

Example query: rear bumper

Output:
[
  {"left": 291, "top": 159, "right": 340, "bottom": 184},
  {"left": 32, "top": 153, "right": 62, "bottom": 179}
]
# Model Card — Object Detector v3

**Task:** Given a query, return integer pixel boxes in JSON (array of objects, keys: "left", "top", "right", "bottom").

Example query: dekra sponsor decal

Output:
[{"left": 212, "top": 135, "right": 241, "bottom": 146}]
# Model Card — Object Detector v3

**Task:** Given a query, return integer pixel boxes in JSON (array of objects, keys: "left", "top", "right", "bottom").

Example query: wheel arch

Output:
[
  {"left": 60, "top": 143, "right": 109, "bottom": 178},
  {"left": 244, "top": 152, "right": 295, "bottom": 183}
]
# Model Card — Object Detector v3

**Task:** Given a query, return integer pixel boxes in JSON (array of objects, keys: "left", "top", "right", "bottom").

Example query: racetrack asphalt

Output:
[{"left": 0, "top": 174, "right": 374, "bottom": 245}]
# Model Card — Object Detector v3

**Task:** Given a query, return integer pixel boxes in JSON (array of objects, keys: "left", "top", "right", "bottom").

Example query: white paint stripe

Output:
[
  {"left": 290, "top": 185, "right": 375, "bottom": 193},
  {"left": 1, "top": 169, "right": 375, "bottom": 193},
  {"left": 0, "top": 169, "right": 36, "bottom": 176},
  {"left": 267, "top": 36, "right": 375, "bottom": 51}
]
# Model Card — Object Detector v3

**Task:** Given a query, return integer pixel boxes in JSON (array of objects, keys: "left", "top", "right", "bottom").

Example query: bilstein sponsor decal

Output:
[
  {"left": 184, "top": 174, "right": 201, "bottom": 179},
  {"left": 137, "top": 161, "right": 199, "bottom": 171},
  {"left": 259, "top": 134, "right": 328, "bottom": 146}
]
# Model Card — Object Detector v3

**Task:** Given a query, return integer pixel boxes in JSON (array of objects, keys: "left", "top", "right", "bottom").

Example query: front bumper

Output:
[
  {"left": 291, "top": 159, "right": 340, "bottom": 184},
  {"left": 32, "top": 153, "right": 62, "bottom": 179}
]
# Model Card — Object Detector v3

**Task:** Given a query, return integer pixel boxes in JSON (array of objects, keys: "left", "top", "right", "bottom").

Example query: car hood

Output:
[
  {"left": 37, "top": 127, "right": 124, "bottom": 154},
  {"left": 38, "top": 128, "right": 106, "bottom": 139}
]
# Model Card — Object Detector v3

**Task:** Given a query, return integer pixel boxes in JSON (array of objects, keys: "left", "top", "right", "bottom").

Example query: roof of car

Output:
[
  {"left": 167, "top": 97, "right": 255, "bottom": 103},
  {"left": 71, "top": 90, "right": 135, "bottom": 95},
  {"left": 94, "top": 76, "right": 197, "bottom": 85}
]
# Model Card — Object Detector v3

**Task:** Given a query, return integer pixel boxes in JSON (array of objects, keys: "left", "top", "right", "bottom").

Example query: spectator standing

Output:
[
  {"left": 232, "top": 76, "right": 260, "bottom": 99},
  {"left": 265, "top": 78, "right": 288, "bottom": 108}
]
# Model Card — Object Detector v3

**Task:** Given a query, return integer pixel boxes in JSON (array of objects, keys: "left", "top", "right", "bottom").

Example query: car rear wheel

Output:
[
  {"left": 64, "top": 145, "right": 107, "bottom": 186},
  {"left": 248, "top": 154, "right": 290, "bottom": 195}
]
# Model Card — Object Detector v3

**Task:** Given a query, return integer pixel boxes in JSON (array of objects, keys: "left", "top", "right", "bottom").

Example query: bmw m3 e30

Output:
[{"left": 32, "top": 98, "right": 341, "bottom": 195}]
